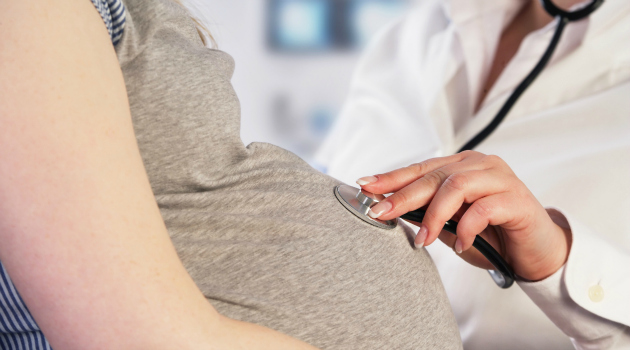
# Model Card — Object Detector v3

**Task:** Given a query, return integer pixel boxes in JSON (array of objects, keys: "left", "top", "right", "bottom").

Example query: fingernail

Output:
[
  {"left": 356, "top": 176, "right": 378, "bottom": 186},
  {"left": 415, "top": 224, "right": 428, "bottom": 248},
  {"left": 368, "top": 201, "right": 392, "bottom": 219},
  {"left": 455, "top": 239, "right": 463, "bottom": 254}
]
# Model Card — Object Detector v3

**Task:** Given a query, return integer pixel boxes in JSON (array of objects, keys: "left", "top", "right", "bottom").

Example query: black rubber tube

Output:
[
  {"left": 400, "top": 1, "right": 603, "bottom": 288},
  {"left": 400, "top": 209, "right": 516, "bottom": 288},
  {"left": 457, "top": 16, "right": 569, "bottom": 153},
  {"left": 438, "top": 16, "right": 569, "bottom": 287}
]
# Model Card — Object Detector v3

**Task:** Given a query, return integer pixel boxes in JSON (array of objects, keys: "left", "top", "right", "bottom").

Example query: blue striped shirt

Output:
[
  {"left": 0, "top": 1, "right": 126, "bottom": 348},
  {"left": 90, "top": 0, "right": 127, "bottom": 46}
]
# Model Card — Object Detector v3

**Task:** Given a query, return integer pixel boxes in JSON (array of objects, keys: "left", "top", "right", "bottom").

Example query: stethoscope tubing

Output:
[
  {"left": 401, "top": 18, "right": 570, "bottom": 289},
  {"left": 400, "top": 209, "right": 517, "bottom": 288},
  {"left": 458, "top": 0, "right": 603, "bottom": 152},
  {"left": 400, "top": 0, "right": 604, "bottom": 288},
  {"left": 457, "top": 15, "right": 568, "bottom": 152}
]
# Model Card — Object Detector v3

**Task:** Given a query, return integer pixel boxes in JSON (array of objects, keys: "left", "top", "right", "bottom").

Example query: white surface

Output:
[{"left": 187, "top": 0, "right": 412, "bottom": 163}]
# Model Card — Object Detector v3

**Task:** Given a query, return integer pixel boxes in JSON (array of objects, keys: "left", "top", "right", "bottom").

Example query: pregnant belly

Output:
[{"left": 156, "top": 143, "right": 462, "bottom": 350}]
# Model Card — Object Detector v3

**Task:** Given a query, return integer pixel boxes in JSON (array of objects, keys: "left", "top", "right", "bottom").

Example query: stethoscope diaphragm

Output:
[
  {"left": 334, "top": 184, "right": 516, "bottom": 288},
  {"left": 334, "top": 184, "right": 397, "bottom": 230}
]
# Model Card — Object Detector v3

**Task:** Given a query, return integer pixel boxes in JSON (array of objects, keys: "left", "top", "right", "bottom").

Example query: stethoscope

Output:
[{"left": 334, "top": 0, "right": 604, "bottom": 289}]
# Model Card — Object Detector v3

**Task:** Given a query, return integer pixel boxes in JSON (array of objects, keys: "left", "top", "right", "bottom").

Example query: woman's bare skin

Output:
[{"left": 0, "top": 1, "right": 318, "bottom": 349}]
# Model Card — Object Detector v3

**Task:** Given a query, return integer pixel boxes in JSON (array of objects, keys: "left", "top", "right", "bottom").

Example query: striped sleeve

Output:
[
  {"left": 90, "top": 0, "right": 127, "bottom": 46},
  {"left": 0, "top": 262, "right": 52, "bottom": 350}
]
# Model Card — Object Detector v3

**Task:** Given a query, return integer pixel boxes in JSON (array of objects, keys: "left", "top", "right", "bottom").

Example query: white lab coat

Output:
[{"left": 316, "top": 0, "right": 630, "bottom": 349}]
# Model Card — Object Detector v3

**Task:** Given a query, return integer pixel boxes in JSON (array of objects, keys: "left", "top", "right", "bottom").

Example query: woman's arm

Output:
[{"left": 0, "top": 1, "right": 317, "bottom": 348}]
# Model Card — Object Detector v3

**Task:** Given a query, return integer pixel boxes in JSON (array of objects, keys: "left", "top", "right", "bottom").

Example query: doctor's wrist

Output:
[{"left": 524, "top": 210, "right": 573, "bottom": 282}]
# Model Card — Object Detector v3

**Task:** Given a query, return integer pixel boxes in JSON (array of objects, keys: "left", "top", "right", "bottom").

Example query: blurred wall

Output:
[{"left": 187, "top": 0, "right": 413, "bottom": 165}]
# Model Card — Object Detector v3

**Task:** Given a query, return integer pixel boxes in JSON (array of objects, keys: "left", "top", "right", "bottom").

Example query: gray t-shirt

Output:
[{"left": 116, "top": 0, "right": 462, "bottom": 348}]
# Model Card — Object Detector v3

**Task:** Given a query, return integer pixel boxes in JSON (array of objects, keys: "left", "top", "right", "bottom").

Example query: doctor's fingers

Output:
[
  {"left": 357, "top": 152, "right": 472, "bottom": 194},
  {"left": 455, "top": 192, "right": 528, "bottom": 253},
  {"left": 367, "top": 157, "right": 505, "bottom": 222},
  {"left": 436, "top": 229, "right": 497, "bottom": 270},
  {"left": 416, "top": 169, "right": 514, "bottom": 247}
]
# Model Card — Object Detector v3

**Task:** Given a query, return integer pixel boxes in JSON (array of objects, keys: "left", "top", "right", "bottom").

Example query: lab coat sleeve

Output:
[{"left": 518, "top": 210, "right": 630, "bottom": 350}]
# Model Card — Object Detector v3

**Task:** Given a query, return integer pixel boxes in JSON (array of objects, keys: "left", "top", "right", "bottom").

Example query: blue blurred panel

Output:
[
  {"left": 348, "top": 0, "right": 407, "bottom": 47},
  {"left": 270, "top": 0, "right": 331, "bottom": 50},
  {"left": 267, "top": 0, "right": 409, "bottom": 52}
]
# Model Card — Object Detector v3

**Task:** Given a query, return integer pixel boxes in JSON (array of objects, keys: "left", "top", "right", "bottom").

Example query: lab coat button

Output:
[{"left": 588, "top": 285, "right": 604, "bottom": 303}]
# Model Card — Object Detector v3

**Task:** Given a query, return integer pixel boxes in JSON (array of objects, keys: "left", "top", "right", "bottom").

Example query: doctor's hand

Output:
[{"left": 357, "top": 151, "right": 572, "bottom": 282}]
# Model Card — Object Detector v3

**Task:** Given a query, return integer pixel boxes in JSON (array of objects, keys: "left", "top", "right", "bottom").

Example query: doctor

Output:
[{"left": 317, "top": 0, "right": 630, "bottom": 349}]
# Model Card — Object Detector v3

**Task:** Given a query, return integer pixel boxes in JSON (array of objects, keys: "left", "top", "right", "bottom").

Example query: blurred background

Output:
[{"left": 186, "top": 0, "right": 414, "bottom": 167}]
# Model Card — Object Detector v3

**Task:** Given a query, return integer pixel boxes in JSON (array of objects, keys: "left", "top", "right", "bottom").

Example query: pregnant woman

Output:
[{"left": 0, "top": 0, "right": 461, "bottom": 348}]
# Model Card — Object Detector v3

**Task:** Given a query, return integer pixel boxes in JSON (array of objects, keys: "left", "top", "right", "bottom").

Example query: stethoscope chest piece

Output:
[{"left": 334, "top": 184, "right": 398, "bottom": 230}]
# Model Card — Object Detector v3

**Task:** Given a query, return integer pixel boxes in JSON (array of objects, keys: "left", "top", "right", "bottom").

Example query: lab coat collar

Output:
[
  {"left": 440, "top": 0, "right": 630, "bottom": 64},
  {"left": 480, "top": 16, "right": 589, "bottom": 112},
  {"left": 452, "top": 1, "right": 630, "bottom": 152},
  {"left": 583, "top": 0, "right": 630, "bottom": 41},
  {"left": 428, "top": 0, "right": 526, "bottom": 148},
  {"left": 476, "top": 0, "right": 630, "bottom": 116},
  {"left": 440, "top": 0, "right": 624, "bottom": 35},
  {"left": 434, "top": 0, "right": 630, "bottom": 153},
  {"left": 441, "top": 0, "right": 525, "bottom": 27}
]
